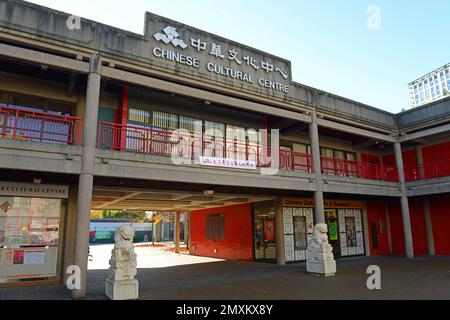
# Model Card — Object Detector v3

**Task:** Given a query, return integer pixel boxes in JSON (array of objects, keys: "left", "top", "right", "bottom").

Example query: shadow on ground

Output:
[{"left": 1, "top": 256, "right": 449, "bottom": 300}]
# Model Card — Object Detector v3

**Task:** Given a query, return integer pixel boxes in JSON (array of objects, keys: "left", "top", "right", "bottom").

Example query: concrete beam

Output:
[
  {"left": 399, "top": 123, "right": 450, "bottom": 142},
  {"left": 101, "top": 67, "right": 312, "bottom": 123},
  {"left": 317, "top": 118, "right": 396, "bottom": 143},
  {"left": 94, "top": 192, "right": 143, "bottom": 209},
  {"left": 0, "top": 43, "right": 89, "bottom": 73}
]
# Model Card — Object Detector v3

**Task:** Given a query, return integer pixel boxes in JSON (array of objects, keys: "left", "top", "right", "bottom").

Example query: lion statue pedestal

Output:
[
  {"left": 306, "top": 223, "right": 337, "bottom": 277},
  {"left": 105, "top": 225, "right": 139, "bottom": 300}
]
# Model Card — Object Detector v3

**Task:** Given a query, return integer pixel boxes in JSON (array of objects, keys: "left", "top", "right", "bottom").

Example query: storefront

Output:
[
  {"left": 282, "top": 198, "right": 365, "bottom": 262},
  {"left": 0, "top": 182, "right": 68, "bottom": 286}
]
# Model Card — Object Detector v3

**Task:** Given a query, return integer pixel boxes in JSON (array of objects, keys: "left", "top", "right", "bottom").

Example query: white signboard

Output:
[
  {"left": 199, "top": 157, "right": 257, "bottom": 170},
  {"left": 0, "top": 182, "right": 69, "bottom": 199}
]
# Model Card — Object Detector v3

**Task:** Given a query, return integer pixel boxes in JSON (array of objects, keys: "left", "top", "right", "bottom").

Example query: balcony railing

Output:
[
  {"left": 320, "top": 157, "right": 399, "bottom": 182},
  {"left": 97, "top": 122, "right": 401, "bottom": 182},
  {"left": 0, "top": 105, "right": 83, "bottom": 145},
  {"left": 404, "top": 159, "right": 450, "bottom": 181}
]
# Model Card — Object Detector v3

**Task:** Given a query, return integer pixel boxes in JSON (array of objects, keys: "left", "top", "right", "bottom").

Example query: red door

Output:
[{"left": 366, "top": 202, "right": 390, "bottom": 255}]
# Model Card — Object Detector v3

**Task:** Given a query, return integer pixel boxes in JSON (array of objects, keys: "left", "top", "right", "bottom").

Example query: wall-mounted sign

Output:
[
  {"left": 199, "top": 157, "right": 257, "bottom": 170},
  {"left": 0, "top": 182, "right": 69, "bottom": 199},
  {"left": 144, "top": 13, "right": 292, "bottom": 97},
  {"left": 283, "top": 198, "right": 363, "bottom": 209}
]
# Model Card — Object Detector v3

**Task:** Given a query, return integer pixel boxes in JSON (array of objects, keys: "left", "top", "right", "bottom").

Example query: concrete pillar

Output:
[
  {"left": 174, "top": 212, "right": 181, "bottom": 254},
  {"left": 63, "top": 186, "right": 78, "bottom": 283},
  {"left": 309, "top": 110, "right": 325, "bottom": 224},
  {"left": 423, "top": 199, "right": 435, "bottom": 256},
  {"left": 394, "top": 142, "right": 414, "bottom": 259},
  {"left": 72, "top": 55, "right": 102, "bottom": 300},
  {"left": 275, "top": 197, "right": 285, "bottom": 266},
  {"left": 362, "top": 203, "right": 371, "bottom": 257},
  {"left": 384, "top": 202, "right": 393, "bottom": 254},
  {"left": 415, "top": 145, "right": 425, "bottom": 180}
]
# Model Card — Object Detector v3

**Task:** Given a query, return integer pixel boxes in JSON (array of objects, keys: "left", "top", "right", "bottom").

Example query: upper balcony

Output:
[
  {"left": 0, "top": 104, "right": 83, "bottom": 145},
  {"left": 0, "top": 104, "right": 83, "bottom": 174}
]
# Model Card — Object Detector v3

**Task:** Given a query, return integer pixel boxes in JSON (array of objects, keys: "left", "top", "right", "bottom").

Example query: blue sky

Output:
[{"left": 28, "top": 0, "right": 450, "bottom": 113}]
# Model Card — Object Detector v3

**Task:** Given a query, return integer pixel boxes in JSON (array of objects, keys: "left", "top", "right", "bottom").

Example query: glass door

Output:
[
  {"left": 325, "top": 209, "right": 341, "bottom": 258},
  {"left": 254, "top": 210, "right": 276, "bottom": 261}
]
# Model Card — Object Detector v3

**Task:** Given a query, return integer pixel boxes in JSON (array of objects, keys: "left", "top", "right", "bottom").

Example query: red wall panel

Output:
[
  {"left": 361, "top": 153, "right": 381, "bottom": 164},
  {"left": 388, "top": 200, "right": 428, "bottom": 255},
  {"left": 422, "top": 142, "right": 450, "bottom": 163},
  {"left": 388, "top": 201, "right": 405, "bottom": 255},
  {"left": 189, "top": 203, "right": 253, "bottom": 261},
  {"left": 409, "top": 199, "right": 428, "bottom": 255},
  {"left": 383, "top": 150, "right": 418, "bottom": 181},
  {"left": 422, "top": 142, "right": 450, "bottom": 178},
  {"left": 429, "top": 196, "right": 450, "bottom": 255}
]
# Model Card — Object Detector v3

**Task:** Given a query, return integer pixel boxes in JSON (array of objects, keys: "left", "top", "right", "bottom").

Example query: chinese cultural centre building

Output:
[{"left": 1, "top": 0, "right": 450, "bottom": 298}]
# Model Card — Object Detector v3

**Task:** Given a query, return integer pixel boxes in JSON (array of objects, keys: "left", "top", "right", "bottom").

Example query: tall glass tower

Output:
[{"left": 409, "top": 63, "right": 450, "bottom": 108}]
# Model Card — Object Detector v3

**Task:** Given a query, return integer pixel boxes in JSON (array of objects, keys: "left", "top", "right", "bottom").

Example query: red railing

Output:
[
  {"left": 97, "top": 122, "right": 401, "bottom": 182},
  {"left": 0, "top": 105, "right": 83, "bottom": 145},
  {"left": 405, "top": 159, "right": 450, "bottom": 181},
  {"left": 320, "top": 156, "right": 399, "bottom": 182}
]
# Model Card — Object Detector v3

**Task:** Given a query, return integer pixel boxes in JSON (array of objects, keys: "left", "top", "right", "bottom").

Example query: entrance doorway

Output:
[
  {"left": 253, "top": 210, "right": 276, "bottom": 261},
  {"left": 325, "top": 209, "right": 341, "bottom": 258},
  {"left": 366, "top": 204, "right": 390, "bottom": 255}
]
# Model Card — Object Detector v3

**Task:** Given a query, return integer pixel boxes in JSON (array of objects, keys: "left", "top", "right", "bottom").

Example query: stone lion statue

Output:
[
  {"left": 114, "top": 225, "right": 135, "bottom": 250},
  {"left": 307, "top": 223, "right": 334, "bottom": 261}
]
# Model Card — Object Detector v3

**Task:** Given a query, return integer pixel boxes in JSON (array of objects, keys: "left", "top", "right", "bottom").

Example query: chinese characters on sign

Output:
[
  {"left": 199, "top": 156, "right": 257, "bottom": 170},
  {"left": 151, "top": 25, "right": 290, "bottom": 94}
]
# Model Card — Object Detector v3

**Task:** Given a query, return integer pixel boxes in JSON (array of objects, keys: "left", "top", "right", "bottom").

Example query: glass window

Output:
[
  {"left": 0, "top": 196, "right": 65, "bottom": 284},
  {"left": 293, "top": 216, "right": 307, "bottom": 250},
  {"left": 152, "top": 111, "right": 178, "bottom": 130},
  {"left": 226, "top": 125, "right": 247, "bottom": 160},
  {"left": 204, "top": 121, "right": 225, "bottom": 157},
  {"left": 128, "top": 107, "right": 151, "bottom": 124}
]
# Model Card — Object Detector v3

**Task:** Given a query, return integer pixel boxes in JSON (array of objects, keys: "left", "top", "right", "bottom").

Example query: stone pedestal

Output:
[
  {"left": 105, "top": 225, "right": 139, "bottom": 300},
  {"left": 306, "top": 223, "right": 337, "bottom": 277},
  {"left": 106, "top": 278, "right": 139, "bottom": 300}
]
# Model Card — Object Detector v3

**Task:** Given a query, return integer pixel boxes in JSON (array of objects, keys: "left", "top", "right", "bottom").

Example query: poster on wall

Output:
[
  {"left": 13, "top": 250, "right": 24, "bottom": 265},
  {"left": 264, "top": 220, "right": 275, "bottom": 242},
  {"left": 328, "top": 221, "right": 338, "bottom": 241},
  {"left": 24, "top": 250, "right": 45, "bottom": 265},
  {"left": 345, "top": 217, "right": 357, "bottom": 248},
  {"left": 0, "top": 249, "right": 13, "bottom": 265}
]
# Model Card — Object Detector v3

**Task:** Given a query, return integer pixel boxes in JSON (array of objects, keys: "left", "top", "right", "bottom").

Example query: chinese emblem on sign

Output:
[{"left": 0, "top": 201, "right": 12, "bottom": 213}]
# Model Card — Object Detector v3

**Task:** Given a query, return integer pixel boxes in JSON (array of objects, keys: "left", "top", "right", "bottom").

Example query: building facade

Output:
[
  {"left": 0, "top": 1, "right": 450, "bottom": 298},
  {"left": 409, "top": 63, "right": 450, "bottom": 108}
]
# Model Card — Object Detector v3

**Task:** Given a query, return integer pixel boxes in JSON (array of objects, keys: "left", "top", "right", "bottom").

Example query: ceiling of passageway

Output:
[{"left": 92, "top": 186, "right": 275, "bottom": 211}]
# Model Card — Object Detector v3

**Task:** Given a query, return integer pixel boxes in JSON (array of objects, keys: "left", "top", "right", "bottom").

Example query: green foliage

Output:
[{"left": 100, "top": 210, "right": 148, "bottom": 222}]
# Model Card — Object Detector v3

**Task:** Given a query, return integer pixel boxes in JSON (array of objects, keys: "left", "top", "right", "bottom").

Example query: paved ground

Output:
[{"left": 1, "top": 244, "right": 449, "bottom": 300}]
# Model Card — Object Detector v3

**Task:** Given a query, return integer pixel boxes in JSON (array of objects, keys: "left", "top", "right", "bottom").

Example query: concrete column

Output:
[
  {"left": 63, "top": 186, "right": 78, "bottom": 283},
  {"left": 309, "top": 110, "right": 325, "bottom": 224},
  {"left": 415, "top": 145, "right": 425, "bottom": 180},
  {"left": 423, "top": 199, "right": 435, "bottom": 256},
  {"left": 384, "top": 202, "right": 393, "bottom": 254},
  {"left": 275, "top": 197, "right": 285, "bottom": 266},
  {"left": 394, "top": 142, "right": 414, "bottom": 259},
  {"left": 72, "top": 55, "right": 102, "bottom": 300},
  {"left": 362, "top": 203, "right": 371, "bottom": 257},
  {"left": 174, "top": 212, "right": 181, "bottom": 254}
]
